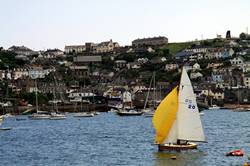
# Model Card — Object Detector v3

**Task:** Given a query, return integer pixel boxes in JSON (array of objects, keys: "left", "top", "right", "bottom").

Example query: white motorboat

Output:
[{"left": 208, "top": 105, "right": 220, "bottom": 110}]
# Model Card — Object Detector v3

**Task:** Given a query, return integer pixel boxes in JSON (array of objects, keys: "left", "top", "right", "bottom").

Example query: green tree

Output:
[{"left": 240, "top": 33, "right": 247, "bottom": 40}]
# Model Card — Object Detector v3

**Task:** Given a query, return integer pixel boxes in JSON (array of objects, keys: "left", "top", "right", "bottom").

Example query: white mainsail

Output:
[
  {"left": 164, "top": 121, "right": 178, "bottom": 144},
  {"left": 176, "top": 68, "right": 205, "bottom": 142}
]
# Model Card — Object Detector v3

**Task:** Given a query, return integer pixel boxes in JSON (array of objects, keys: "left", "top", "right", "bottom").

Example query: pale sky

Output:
[{"left": 0, "top": 0, "right": 249, "bottom": 50}]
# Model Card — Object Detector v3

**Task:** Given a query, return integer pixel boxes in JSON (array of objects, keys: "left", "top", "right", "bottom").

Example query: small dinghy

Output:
[
  {"left": 0, "top": 127, "right": 12, "bottom": 131},
  {"left": 226, "top": 149, "right": 244, "bottom": 156}
]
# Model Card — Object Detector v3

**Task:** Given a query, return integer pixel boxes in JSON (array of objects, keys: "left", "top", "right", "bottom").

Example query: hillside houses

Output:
[
  {"left": 176, "top": 47, "right": 234, "bottom": 61},
  {"left": 2, "top": 33, "right": 250, "bottom": 107}
]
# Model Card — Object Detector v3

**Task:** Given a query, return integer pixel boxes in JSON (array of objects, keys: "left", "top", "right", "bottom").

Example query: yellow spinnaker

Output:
[{"left": 152, "top": 86, "right": 178, "bottom": 144}]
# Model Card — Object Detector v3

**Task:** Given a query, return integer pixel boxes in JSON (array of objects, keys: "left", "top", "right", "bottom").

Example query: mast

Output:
[
  {"left": 144, "top": 73, "right": 154, "bottom": 109},
  {"left": 35, "top": 79, "right": 38, "bottom": 113},
  {"left": 153, "top": 71, "right": 156, "bottom": 108}
]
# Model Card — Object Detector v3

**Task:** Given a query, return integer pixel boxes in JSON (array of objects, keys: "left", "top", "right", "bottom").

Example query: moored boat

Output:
[
  {"left": 73, "top": 112, "right": 95, "bottom": 117},
  {"left": 117, "top": 108, "right": 143, "bottom": 116},
  {"left": 226, "top": 149, "right": 244, "bottom": 156},
  {"left": 208, "top": 105, "right": 220, "bottom": 110},
  {"left": 152, "top": 68, "right": 206, "bottom": 151},
  {"left": 29, "top": 113, "right": 51, "bottom": 120},
  {"left": 50, "top": 112, "right": 66, "bottom": 120}
]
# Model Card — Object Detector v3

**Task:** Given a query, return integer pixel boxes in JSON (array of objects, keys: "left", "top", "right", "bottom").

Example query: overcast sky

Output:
[{"left": 0, "top": 0, "right": 249, "bottom": 50}]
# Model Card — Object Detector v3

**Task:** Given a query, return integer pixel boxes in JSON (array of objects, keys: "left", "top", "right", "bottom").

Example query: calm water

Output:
[{"left": 0, "top": 110, "right": 250, "bottom": 166}]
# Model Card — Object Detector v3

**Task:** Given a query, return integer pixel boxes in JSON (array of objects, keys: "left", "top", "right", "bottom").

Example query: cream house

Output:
[{"left": 165, "top": 63, "right": 179, "bottom": 71}]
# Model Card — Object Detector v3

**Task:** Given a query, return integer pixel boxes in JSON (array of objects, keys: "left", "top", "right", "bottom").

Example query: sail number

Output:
[
  {"left": 188, "top": 104, "right": 195, "bottom": 109},
  {"left": 185, "top": 99, "right": 196, "bottom": 110}
]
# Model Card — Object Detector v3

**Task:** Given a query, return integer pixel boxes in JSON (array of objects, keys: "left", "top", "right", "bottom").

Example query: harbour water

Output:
[{"left": 0, "top": 109, "right": 249, "bottom": 166}]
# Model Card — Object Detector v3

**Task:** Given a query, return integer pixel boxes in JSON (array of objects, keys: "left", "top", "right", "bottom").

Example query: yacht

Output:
[{"left": 29, "top": 112, "right": 51, "bottom": 120}]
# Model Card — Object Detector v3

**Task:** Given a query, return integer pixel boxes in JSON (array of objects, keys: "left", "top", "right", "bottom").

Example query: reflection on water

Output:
[{"left": 153, "top": 150, "right": 205, "bottom": 166}]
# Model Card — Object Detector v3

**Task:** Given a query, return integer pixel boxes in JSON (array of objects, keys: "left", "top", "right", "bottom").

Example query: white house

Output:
[
  {"left": 13, "top": 68, "right": 29, "bottom": 80},
  {"left": 242, "top": 61, "right": 250, "bottom": 73},
  {"left": 192, "top": 63, "right": 200, "bottom": 70},
  {"left": 230, "top": 56, "right": 245, "bottom": 66}
]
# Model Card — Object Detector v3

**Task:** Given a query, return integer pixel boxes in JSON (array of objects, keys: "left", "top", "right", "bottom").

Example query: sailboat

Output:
[
  {"left": 49, "top": 83, "right": 66, "bottom": 120},
  {"left": 29, "top": 78, "right": 51, "bottom": 120},
  {"left": 143, "top": 71, "right": 157, "bottom": 117},
  {"left": 152, "top": 68, "right": 205, "bottom": 151},
  {"left": 117, "top": 91, "right": 143, "bottom": 116},
  {"left": 73, "top": 90, "right": 94, "bottom": 118}
]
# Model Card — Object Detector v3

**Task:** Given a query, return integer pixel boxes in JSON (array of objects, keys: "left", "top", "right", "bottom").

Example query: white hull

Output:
[
  {"left": 208, "top": 105, "right": 220, "bottom": 110},
  {"left": 143, "top": 111, "right": 154, "bottom": 117},
  {"left": 73, "top": 112, "right": 94, "bottom": 117},
  {"left": 199, "top": 112, "right": 205, "bottom": 116},
  {"left": 29, "top": 113, "right": 51, "bottom": 120},
  {"left": 50, "top": 115, "right": 66, "bottom": 120},
  {"left": 117, "top": 109, "right": 143, "bottom": 116}
]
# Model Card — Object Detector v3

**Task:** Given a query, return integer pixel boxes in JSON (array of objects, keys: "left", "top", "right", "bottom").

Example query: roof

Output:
[
  {"left": 46, "top": 49, "right": 63, "bottom": 52},
  {"left": 69, "top": 65, "right": 88, "bottom": 70},
  {"left": 132, "top": 36, "right": 168, "bottom": 43},
  {"left": 175, "top": 51, "right": 195, "bottom": 58},
  {"left": 8, "top": 46, "right": 33, "bottom": 52},
  {"left": 74, "top": 56, "right": 102, "bottom": 62}
]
